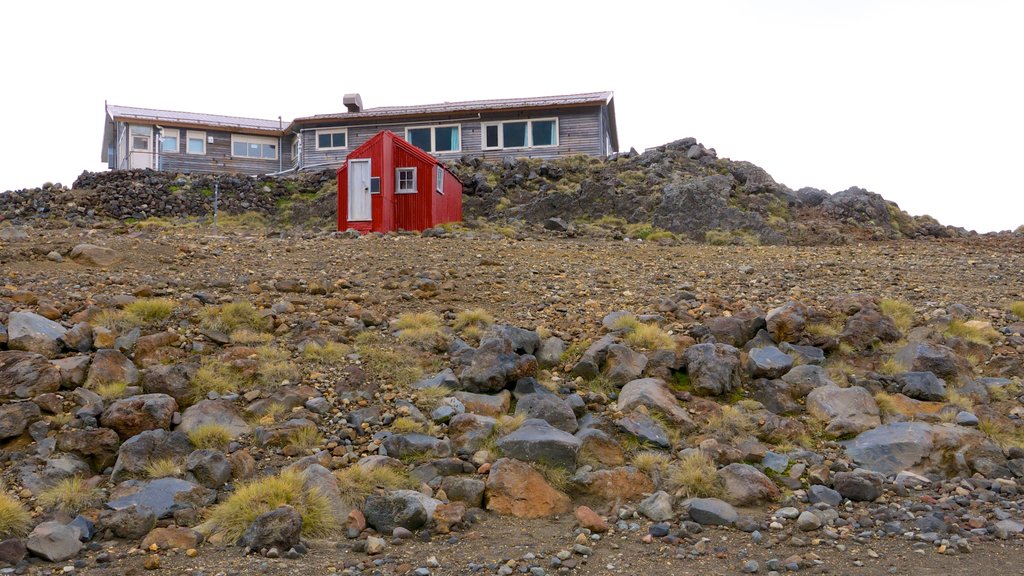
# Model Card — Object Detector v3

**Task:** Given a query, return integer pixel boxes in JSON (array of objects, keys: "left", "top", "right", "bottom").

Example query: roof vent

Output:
[{"left": 343, "top": 93, "right": 363, "bottom": 113}]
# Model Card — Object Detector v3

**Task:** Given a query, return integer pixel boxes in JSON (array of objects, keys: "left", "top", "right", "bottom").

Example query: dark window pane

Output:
[
  {"left": 532, "top": 120, "right": 555, "bottom": 146},
  {"left": 318, "top": 133, "right": 331, "bottom": 148},
  {"left": 409, "top": 128, "right": 431, "bottom": 152},
  {"left": 502, "top": 122, "right": 527, "bottom": 148},
  {"left": 485, "top": 125, "right": 499, "bottom": 148},
  {"left": 263, "top": 144, "right": 276, "bottom": 159},
  {"left": 132, "top": 136, "right": 148, "bottom": 150},
  {"left": 370, "top": 177, "right": 380, "bottom": 193},
  {"left": 434, "top": 126, "right": 458, "bottom": 151},
  {"left": 332, "top": 132, "right": 346, "bottom": 147}
]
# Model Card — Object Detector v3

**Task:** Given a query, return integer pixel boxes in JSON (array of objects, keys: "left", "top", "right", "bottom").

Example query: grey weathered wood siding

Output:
[
  {"left": 298, "top": 105, "right": 607, "bottom": 170},
  {"left": 157, "top": 128, "right": 291, "bottom": 175}
]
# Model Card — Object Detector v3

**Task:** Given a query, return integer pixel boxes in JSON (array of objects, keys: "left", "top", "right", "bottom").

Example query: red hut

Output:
[{"left": 336, "top": 130, "right": 463, "bottom": 233}]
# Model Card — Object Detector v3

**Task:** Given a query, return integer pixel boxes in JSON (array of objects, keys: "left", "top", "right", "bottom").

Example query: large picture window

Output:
[
  {"left": 482, "top": 118, "right": 558, "bottom": 150},
  {"left": 231, "top": 135, "right": 277, "bottom": 160},
  {"left": 405, "top": 125, "right": 461, "bottom": 153}
]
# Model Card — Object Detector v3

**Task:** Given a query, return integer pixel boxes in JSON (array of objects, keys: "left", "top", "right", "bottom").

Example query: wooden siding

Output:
[{"left": 302, "top": 105, "right": 606, "bottom": 170}]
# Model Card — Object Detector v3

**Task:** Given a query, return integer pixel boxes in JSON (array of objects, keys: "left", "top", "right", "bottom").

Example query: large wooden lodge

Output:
[{"left": 101, "top": 91, "right": 619, "bottom": 176}]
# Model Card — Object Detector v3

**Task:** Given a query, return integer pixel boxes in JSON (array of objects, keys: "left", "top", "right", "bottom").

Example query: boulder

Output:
[
  {"left": 843, "top": 422, "right": 935, "bottom": 476},
  {"left": 749, "top": 379, "right": 801, "bottom": 415},
  {"left": 572, "top": 466, "right": 654, "bottom": 501},
  {"left": 536, "top": 337, "right": 566, "bottom": 369},
  {"left": 0, "top": 538, "right": 27, "bottom": 564},
  {"left": 796, "top": 510, "right": 822, "bottom": 531},
  {"left": 0, "top": 401, "right": 41, "bottom": 440},
  {"left": 746, "top": 346, "right": 794, "bottom": 379},
  {"left": 111, "top": 429, "right": 193, "bottom": 482},
  {"left": 141, "top": 526, "right": 203, "bottom": 550},
  {"left": 779, "top": 342, "right": 825, "bottom": 366},
  {"left": 362, "top": 492, "right": 427, "bottom": 534},
  {"left": 716, "top": 463, "right": 780, "bottom": 506},
  {"left": 496, "top": 418, "right": 581, "bottom": 470},
  {"left": 485, "top": 458, "right": 571, "bottom": 518},
  {"left": 447, "top": 413, "right": 496, "bottom": 454},
  {"left": 780, "top": 365, "right": 834, "bottom": 398},
  {"left": 26, "top": 521, "right": 82, "bottom": 562},
  {"left": 686, "top": 498, "right": 738, "bottom": 526},
  {"left": 106, "top": 477, "right": 215, "bottom": 519},
  {"left": 99, "top": 505, "right": 157, "bottom": 539},
  {"left": 141, "top": 363, "right": 197, "bottom": 406},
  {"left": 56, "top": 427, "right": 121, "bottom": 471},
  {"left": 0, "top": 351, "right": 62, "bottom": 399},
  {"left": 177, "top": 398, "right": 251, "bottom": 439},
  {"left": 841, "top": 307, "right": 901, "bottom": 348},
  {"left": 514, "top": 393, "right": 578, "bottom": 433},
  {"left": 381, "top": 433, "right": 452, "bottom": 460},
  {"left": 52, "top": 355, "right": 91, "bottom": 388},
  {"left": 6, "top": 312, "right": 67, "bottom": 358},
  {"left": 602, "top": 343, "right": 648, "bottom": 385},
  {"left": 238, "top": 505, "right": 302, "bottom": 549},
  {"left": 894, "top": 342, "right": 964, "bottom": 380},
  {"left": 186, "top": 449, "right": 232, "bottom": 489},
  {"left": 460, "top": 333, "right": 537, "bottom": 393},
  {"left": 100, "top": 393, "right": 177, "bottom": 440},
  {"left": 638, "top": 490, "right": 674, "bottom": 521},
  {"left": 615, "top": 408, "right": 671, "bottom": 449},
  {"left": 806, "top": 385, "right": 880, "bottom": 436},
  {"left": 86, "top": 349, "right": 140, "bottom": 386},
  {"left": 570, "top": 335, "right": 615, "bottom": 379},
  {"left": 807, "top": 484, "right": 842, "bottom": 506},
  {"left": 832, "top": 470, "right": 884, "bottom": 502},
  {"left": 616, "top": 378, "right": 694, "bottom": 430},
  {"left": 486, "top": 325, "right": 540, "bottom": 355},
  {"left": 439, "top": 476, "right": 486, "bottom": 508},
  {"left": 453, "top": 390, "right": 510, "bottom": 418},
  {"left": 682, "top": 343, "right": 741, "bottom": 396},
  {"left": 576, "top": 428, "right": 626, "bottom": 467},
  {"left": 897, "top": 371, "right": 947, "bottom": 402},
  {"left": 765, "top": 301, "right": 808, "bottom": 343},
  {"left": 69, "top": 244, "right": 120, "bottom": 267},
  {"left": 59, "top": 323, "right": 94, "bottom": 353},
  {"left": 411, "top": 368, "right": 460, "bottom": 390},
  {"left": 574, "top": 505, "right": 609, "bottom": 533}
]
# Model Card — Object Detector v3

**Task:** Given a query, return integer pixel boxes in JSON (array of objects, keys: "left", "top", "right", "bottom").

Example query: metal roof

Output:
[
  {"left": 294, "top": 91, "right": 614, "bottom": 123},
  {"left": 105, "top": 104, "right": 283, "bottom": 133}
]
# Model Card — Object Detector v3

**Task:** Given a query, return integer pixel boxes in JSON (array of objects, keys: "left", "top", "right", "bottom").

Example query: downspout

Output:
[{"left": 278, "top": 116, "right": 283, "bottom": 174}]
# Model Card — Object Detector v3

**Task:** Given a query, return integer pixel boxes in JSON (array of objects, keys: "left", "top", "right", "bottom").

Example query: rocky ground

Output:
[{"left": 1, "top": 223, "right": 1023, "bottom": 576}]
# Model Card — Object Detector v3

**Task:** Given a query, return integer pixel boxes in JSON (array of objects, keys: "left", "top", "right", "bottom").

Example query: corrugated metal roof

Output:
[
  {"left": 106, "top": 104, "right": 283, "bottom": 132},
  {"left": 295, "top": 91, "right": 614, "bottom": 123}
]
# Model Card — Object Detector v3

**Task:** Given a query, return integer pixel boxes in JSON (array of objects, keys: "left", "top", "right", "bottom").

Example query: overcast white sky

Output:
[{"left": 3, "top": 1, "right": 1021, "bottom": 232}]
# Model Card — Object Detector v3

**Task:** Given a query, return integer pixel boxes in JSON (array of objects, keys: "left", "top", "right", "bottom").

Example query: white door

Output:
[
  {"left": 348, "top": 159, "right": 372, "bottom": 221},
  {"left": 128, "top": 125, "right": 153, "bottom": 169}
]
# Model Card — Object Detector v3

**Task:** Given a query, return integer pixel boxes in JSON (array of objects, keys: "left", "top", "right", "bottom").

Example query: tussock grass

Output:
[
  {"left": 586, "top": 375, "right": 618, "bottom": 397},
  {"left": 610, "top": 313, "right": 674, "bottom": 350},
  {"left": 201, "top": 301, "right": 270, "bottom": 334},
  {"left": 703, "top": 405, "right": 755, "bottom": 442},
  {"left": 355, "top": 339, "right": 424, "bottom": 389},
  {"left": 609, "top": 313, "right": 642, "bottom": 333},
  {"left": 630, "top": 450, "right": 671, "bottom": 474},
  {"left": 187, "top": 423, "right": 234, "bottom": 450},
  {"left": 806, "top": 320, "right": 843, "bottom": 339},
  {"left": 945, "top": 319, "right": 1000, "bottom": 345},
  {"left": 256, "top": 351, "right": 300, "bottom": 389},
  {"left": 302, "top": 341, "right": 350, "bottom": 365},
  {"left": 534, "top": 463, "right": 571, "bottom": 493},
  {"left": 877, "top": 357, "right": 908, "bottom": 376},
  {"left": 666, "top": 452, "right": 722, "bottom": 498},
  {"left": 206, "top": 469, "right": 338, "bottom": 542},
  {"left": 37, "top": 476, "right": 102, "bottom": 515},
  {"left": 825, "top": 358, "right": 855, "bottom": 384},
  {"left": 390, "top": 416, "right": 431, "bottom": 434},
  {"left": 412, "top": 386, "right": 450, "bottom": 411},
  {"left": 1008, "top": 301, "right": 1024, "bottom": 319},
  {"left": 94, "top": 380, "right": 128, "bottom": 400},
  {"left": 230, "top": 328, "right": 273, "bottom": 345},
  {"left": 493, "top": 414, "right": 527, "bottom": 437},
  {"left": 454, "top": 308, "right": 494, "bottom": 331},
  {"left": 977, "top": 418, "right": 1024, "bottom": 450},
  {"left": 874, "top": 391, "right": 899, "bottom": 416},
  {"left": 560, "top": 338, "right": 592, "bottom": 365},
  {"left": 190, "top": 360, "right": 246, "bottom": 401},
  {"left": 124, "top": 298, "right": 175, "bottom": 325},
  {"left": 335, "top": 465, "right": 418, "bottom": 508},
  {"left": 48, "top": 412, "right": 74, "bottom": 428},
  {"left": 394, "top": 312, "right": 446, "bottom": 348},
  {"left": 144, "top": 458, "right": 182, "bottom": 479},
  {"left": 0, "top": 491, "right": 31, "bottom": 537},
  {"left": 93, "top": 309, "right": 134, "bottom": 332},
  {"left": 880, "top": 299, "right": 915, "bottom": 333},
  {"left": 946, "top": 388, "right": 974, "bottom": 412},
  {"left": 285, "top": 425, "right": 323, "bottom": 452}
]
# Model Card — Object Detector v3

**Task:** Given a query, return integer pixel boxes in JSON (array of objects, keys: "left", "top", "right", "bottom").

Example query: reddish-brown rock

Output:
[{"left": 485, "top": 458, "right": 571, "bottom": 518}]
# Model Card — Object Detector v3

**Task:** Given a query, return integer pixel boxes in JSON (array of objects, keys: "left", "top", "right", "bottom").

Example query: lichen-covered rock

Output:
[
  {"left": 806, "top": 385, "right": 880, "bottom": 436},
  {"left": 682, "top": 343, "right": 741, "bottom": 396}
]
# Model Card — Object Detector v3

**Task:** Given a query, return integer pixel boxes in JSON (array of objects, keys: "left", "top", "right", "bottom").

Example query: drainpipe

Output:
[{"left": 278, "top": 116, "right": 283, "bottom": 174}]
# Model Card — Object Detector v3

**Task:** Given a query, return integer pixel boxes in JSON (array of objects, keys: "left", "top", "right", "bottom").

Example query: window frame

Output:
[
  {"left": 230, "top": 134, "right": 278, "bottom": 160},
  {"left": 186, "top": 130, "right": 206, "bottom": 155},
  {"left": 160, "top": 127, "right": 179, "bottom": 153},
  {"left": 315, "top": 128, "right": 348, "bottom": 151},
  {"left": 404, "top": 124, "right": 462, "bottom": 154},
  {"left": 396, "top": 167, "right": 418, "bottom": 194},
  {"left": 435, "top": 166, "right": 444, "bottom": 195},
  {"left": 480, "top": 117, "right": 559, "bottom": 150}
]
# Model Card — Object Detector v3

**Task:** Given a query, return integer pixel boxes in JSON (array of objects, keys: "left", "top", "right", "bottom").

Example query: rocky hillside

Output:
[
  {"left": 0, "top": 137, "right": 977, "bottom": 244},
  {"left": 0, "top": 228, "right": 1022, "bottom": 572}
]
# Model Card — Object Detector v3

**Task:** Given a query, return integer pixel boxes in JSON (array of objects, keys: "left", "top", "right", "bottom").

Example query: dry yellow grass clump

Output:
[
  {"left": 302, "top": 341, "right": 350, "bottom": 365},
  {"left": 879, "top": 299, "right": 915, "bottom": 333},
  {"left": 610, "top": 313, "right": 675, "bottom": 350},
  {"left": 630, "top": 450, "right": 671, "bottom": 474},
  {"left": 38, "top": 476, "right": 103, "bottom": 515},
  {"left": 201, "top": 301, "right": 270, "bottom": 334},
  {"left": 335, "top": 465, "right": 418, "bottom": 508},
  {"left": 94, "top": 380, "right": 128, "bottom": 400},
  {"left": 205, "top": 469, "right": 338, "bottom": 542},
  {"left": 144, "top": 458, "right": 183, "bottom": 479},
  {"left": 394, "top": 312, "right": 447, "bottom": 348},
  {"left": 666, "top": 452, "right": 722, "bottom": 498},
  {"left": 0, "top": 491, "right": 32, "bottom": 537},
  {"left": 190, "top": 360, "right": 246, "bottom": 401},
  {"left": 187, "top": 423, "right": 234, "bottom": 450},
  {"left": 944, "top": 319, "right": 1000, "bottom": 345},
  {"left": 1009, "top": 301, "right": 1024, "bottom": 319},
  {"left": 285, "top": 425, "right": 324, "bottom": 452},
  {"left": 94, "top": 298, "right": 175, "bottom": 331}
]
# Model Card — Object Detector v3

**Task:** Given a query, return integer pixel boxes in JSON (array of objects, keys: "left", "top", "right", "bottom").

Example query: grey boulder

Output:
[
  {"left": 495, "top": 418, "right": 581, "bottom": 470},
  {"left": 27, "top": 521, "right": 83, "bottom": 562},
  {"left": 7, "top": 312, "right": 67, "bottom": 358}
]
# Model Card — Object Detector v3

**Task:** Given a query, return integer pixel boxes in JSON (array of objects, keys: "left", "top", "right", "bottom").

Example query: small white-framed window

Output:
[
  {"left": 480, "top": 118, "right": 559, "bottom": 150},
  {"left": 231, "top": 134, "right": 278, "bottom": 160},
  {"left": 291, "top": 137, "right": 299, "bottom": 163},
  {"left": 396, "top": 167, "right": 417, "bottom": 194},
  {"left": 316, "top": 128, "right": 347, "bottom": 150},
  {"left": 160, "top": 127, "right": 179, "bottom": 153},
  {"left": 435, "top": 165, "right": 444, "bottom": 194},
  {"left": 186, "top": 130, "right": 206, "bottom": 155},
  {"left": 405, "top": 124, "right": 461, "bottom": 153}
]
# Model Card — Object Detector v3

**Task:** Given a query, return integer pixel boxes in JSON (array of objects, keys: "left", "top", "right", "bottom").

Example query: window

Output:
[
  {"left": 160, "top": 128, "right": 179, "bottom": 153},
  {"left": 316, "top": 128, "right": 347, "bottom": 150},
  {"left": 435, "top": 166, "right": 444, "bottom": 194},
  {"left": 370, "top": 177, "right": 380, "bottom": 193},
  {"left": 481, "top": 118, "right": 559, "bottom": 150},
  {"left": 291, "top": 137, "right": 299, "bottom": 163},
  {"left": 405, "top": 125, "right": 461, "bottom": 153},
  {"left": 130, "top": 125, "right": 150, "bottom": 151},
  {"left": 396, "top": 168, "right": 417, "bottom": 194},
  {"left": 231, "top": 135, "right": 277, "bottom": 160},
  {"left": 186, "top": 130, "right": 206, "bottom": 155}
]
